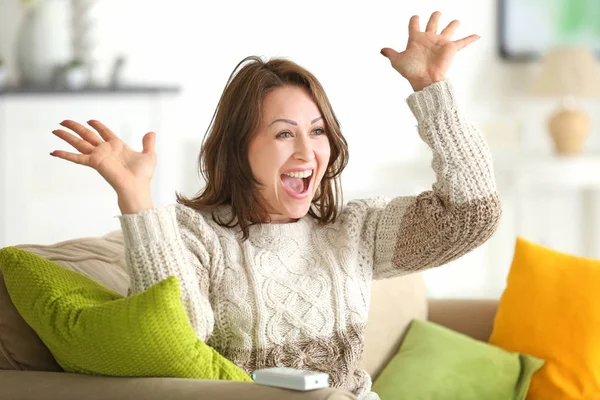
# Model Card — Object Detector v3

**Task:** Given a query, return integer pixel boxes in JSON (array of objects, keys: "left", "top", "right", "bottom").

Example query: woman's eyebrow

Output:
[{"left": 268, "top": 116, "right": 323, "bottom": 127}]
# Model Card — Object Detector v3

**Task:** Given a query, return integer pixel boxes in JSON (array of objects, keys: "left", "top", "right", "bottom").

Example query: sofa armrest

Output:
[
  {"left": 0, "top": 370, "right": 357, "bottom": 400},
  {"left": 427, "top": 298, "right": 499, "bottom": 342}
]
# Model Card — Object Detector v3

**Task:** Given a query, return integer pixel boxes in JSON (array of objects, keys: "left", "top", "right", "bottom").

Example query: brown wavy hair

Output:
[{"left": 176, "top": 55, "right": 349, "bottom": 239}]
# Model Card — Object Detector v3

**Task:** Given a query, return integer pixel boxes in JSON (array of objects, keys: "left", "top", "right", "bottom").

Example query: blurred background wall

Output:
[{"left": 0, "top": 0, "right": 599, "bottom": 299}]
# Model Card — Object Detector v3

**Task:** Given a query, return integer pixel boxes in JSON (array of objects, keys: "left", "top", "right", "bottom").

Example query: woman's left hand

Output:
[{"left": 380, "top": 11, "right": 479, "bottom": 92}]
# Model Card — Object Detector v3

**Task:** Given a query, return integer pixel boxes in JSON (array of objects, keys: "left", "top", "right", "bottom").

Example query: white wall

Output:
[{"left": 1, "top": 0, "right": 599, "bottom": 299}]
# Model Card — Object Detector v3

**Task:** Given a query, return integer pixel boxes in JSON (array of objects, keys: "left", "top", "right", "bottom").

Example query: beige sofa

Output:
[{"left": 0, "top": 231, "right": 499, "bottom": 400}]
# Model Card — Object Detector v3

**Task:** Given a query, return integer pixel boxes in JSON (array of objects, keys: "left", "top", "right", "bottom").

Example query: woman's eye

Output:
[
  {"left": 276, "top": 128, "right": 325, "bottom": 139},
  {"left": 276, "top": 131, "right": 292, "bottom": 139}
]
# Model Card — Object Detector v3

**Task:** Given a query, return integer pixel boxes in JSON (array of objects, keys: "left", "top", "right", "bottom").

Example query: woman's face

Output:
[{"left": 248, "top": 85, "right": 331, "bottom": 223}]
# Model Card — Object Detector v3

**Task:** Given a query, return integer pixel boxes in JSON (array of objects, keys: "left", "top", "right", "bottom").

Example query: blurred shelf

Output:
[
  {"left": 0, "top": 85, "right": 181, "bottom": 96},
  {"left": 368, "top": 153, "right": 600, "bottom": 191},
  {"left": 493, "top": 153, "right": 600, "bottom": 189}
]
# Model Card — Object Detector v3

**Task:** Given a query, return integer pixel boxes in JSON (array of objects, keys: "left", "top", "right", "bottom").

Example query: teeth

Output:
[{"left": 283, "top": 170, "right": 313, "bottom": 179}]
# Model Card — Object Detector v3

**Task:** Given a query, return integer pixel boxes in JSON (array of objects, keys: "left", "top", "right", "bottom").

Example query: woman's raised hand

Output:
[
  {"left": 50, "top": 120, "right": 156, "bottom": 214},
  {"left": 380, "top": 11, "right": 480, "bottom": 92}
]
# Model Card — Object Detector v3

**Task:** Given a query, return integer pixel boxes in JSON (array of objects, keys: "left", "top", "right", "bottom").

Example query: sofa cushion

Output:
[
  {"left": 0, "top": 271, "right": 62, "bottom": 371},
  {"left": 489, "top": 237, "right": 600, "bottom": 399},
  {"left": 360, "top": 273, "right": 427, "bottom": 380},
  {"left": 0, "top": 231, "right": 127, "bottom": 371},
  {"left": 16, "top": 230, "right": 128, "bottom": 295},
  {"left": 0, "top": 247, "right": 252, "bottom": 381},
  {"left": 372, "top": 319, "right": 544, "bottom": 400}
]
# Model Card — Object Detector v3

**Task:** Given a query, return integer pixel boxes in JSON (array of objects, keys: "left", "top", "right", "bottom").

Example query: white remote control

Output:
[{"left": 252, "top": 367, "right": 330, "bottom": 391}]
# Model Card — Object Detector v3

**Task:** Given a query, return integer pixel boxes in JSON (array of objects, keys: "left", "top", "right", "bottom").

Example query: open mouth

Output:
[{"left": 280, "top": 169, "right": 313, "bottom": 197}]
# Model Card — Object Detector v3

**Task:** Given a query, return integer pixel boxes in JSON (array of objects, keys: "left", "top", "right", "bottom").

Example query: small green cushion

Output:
[
  {"left": 372, "top": 319, "right": 544, "bottom": 400},
  {"left": 0, "top": 247, "right": 251, "bottom": 381}
]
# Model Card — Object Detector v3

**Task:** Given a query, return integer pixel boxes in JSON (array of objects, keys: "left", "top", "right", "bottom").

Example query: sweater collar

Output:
[{"left": 209, "top": 204, "right": 315, "bottom": 238}]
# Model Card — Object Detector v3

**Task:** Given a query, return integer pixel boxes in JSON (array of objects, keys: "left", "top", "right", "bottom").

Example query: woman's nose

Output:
[{"left": 293, "top": 136, "right": 315, "bottom": 162}]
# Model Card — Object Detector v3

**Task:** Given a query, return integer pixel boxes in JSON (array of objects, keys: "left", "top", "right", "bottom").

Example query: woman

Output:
[{"left": 50, "top": 11, "right": 501, "bottom": 400}]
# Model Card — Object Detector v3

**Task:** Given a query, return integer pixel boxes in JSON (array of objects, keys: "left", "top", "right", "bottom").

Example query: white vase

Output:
[
  {"left": 16, "top": 0, "right": 71, "bottom": 86},
  {"left": 65, "top": 66, "right": 88, "bottom": 90},
  {"left": 71, "top": 0, "right": 101, "bottom": 83}
]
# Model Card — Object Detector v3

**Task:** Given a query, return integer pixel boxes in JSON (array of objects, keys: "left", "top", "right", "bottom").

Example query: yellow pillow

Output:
[{"left": 489, "top": 237, "right": 600, "bottom": 400}]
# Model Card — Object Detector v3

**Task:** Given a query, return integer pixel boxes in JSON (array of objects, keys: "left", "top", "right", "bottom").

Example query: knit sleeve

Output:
[
  {"left": 117, "top": 204, "right": 216, "bottom": 341},
  {"left": 344, "top": 80, "right": 502, "bottom": 280}
]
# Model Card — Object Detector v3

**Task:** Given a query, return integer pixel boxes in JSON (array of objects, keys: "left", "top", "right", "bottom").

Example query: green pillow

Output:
[
  {"left": 372, "top": 319, "right": 544, "bottom": 400},
  {"left": 0, "top": 246, "right": 251, "bottom": 382}
]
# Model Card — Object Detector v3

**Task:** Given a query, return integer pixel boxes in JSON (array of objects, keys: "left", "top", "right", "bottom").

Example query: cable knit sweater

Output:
[{"left": 118, "top": 80, "right": 502, "bottom": 400}]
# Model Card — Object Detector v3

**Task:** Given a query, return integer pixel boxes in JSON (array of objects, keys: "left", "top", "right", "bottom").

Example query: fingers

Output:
[
  {"left": 425, "top": 11, "right": 441, "bottom": 34},
  {"left": 408, "top": 15, "right": 420, "bottom": 36},
  {"left": 441, "top": 20, "right": 460, "bottom": 38},
  {"left": 87, "top": 120, "right": 118, "bottom": 142},
  {"left": 60, "top": 120, "right": 103, "bottom": 146},
  {"left": 49, "top": 150, "right": 89, "bottom": 167},
  {"left": 52, "top": 129, "right": 95, "bottom": 154},
  {"left": 380, "top": 47, "right": 401, "bottom": 61},
  {"left": 454, "top": 34, "right": 480, "bottom": 51},
  {"left": 142, "top": 131, "right": 156, "bottom": 154}
]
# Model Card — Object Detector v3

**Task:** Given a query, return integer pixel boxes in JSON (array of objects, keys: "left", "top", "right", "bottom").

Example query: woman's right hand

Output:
[{"left": 50, "top": 120, "right": 156, "bottom": 214}]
